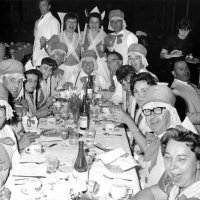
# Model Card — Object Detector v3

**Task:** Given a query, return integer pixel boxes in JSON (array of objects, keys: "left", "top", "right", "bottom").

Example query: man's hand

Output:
[
  {"left": 40, "top": 36, "right": 47, "bottom": 49},
  {"left": 36, "top": 108, "right": 51, "bottom": 119},
  {"left": 19, "top": 133, "right": 40, "bottom": 150},
  {"left": 21, "top": 99, "right": 29, "bottom": 110}
]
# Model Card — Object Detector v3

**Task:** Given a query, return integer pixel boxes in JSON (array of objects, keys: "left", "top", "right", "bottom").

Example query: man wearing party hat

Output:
[
  {"left": 68, "top": 50, "right": 107, "bottom": 91},
  {"left": 128, "top": 43, "right": 158, "bottom": 80},
  {"left": 105, "top": 9, "right": 138, "bottom": 65}
]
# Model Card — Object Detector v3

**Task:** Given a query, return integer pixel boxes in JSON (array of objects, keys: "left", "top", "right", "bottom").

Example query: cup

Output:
[
  {"left": 69, "top": 131, "right": 79, "bottom": 145},
  {"left": 109, "top": 184, "right": 133, "bottom": 200},
  {"left": 87, "top": 180, "right": 99, "bottom": 195},
  {"left": 47, "top": 117, "right": 56, "bottom": 126},
  {"left": 102, "top": 107, "right": 110, "bottom": 116},
  {"left": 24, "top": 178, "right": 42, "bottom": 195},
  {"left": 25, "top": 144, "right": 42, "bottom": 155},
  {"left": 46, "top": 155, "right": 60, "bottom": 174},
  {"left": 0, "top": 188, "right": 11, "bottom": 200},
  {"left": 105, "top": 123, "right": 115, "bottom": 134},
  {"left": 61, "top": 130, "right": 69, "bottom": 140}
]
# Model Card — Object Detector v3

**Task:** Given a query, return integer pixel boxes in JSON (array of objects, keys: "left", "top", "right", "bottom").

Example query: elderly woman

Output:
[
  {"left": 82, "top": 7, "right": 110, "bottom": 85},
  {"left": 68, "top": 50, "right": 107, "bottom": 91},
  {"left": 159, "top": 128, "right": 200, "bottom": 200},
  {"left": 113, "top": 85, "right": 182, "bottom": 188}
]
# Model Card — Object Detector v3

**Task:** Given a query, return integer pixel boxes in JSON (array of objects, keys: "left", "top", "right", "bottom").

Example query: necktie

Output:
[
  {"left": 40, "top": 15, "right": 44, "bottom": 20},
  {"left": 0, "top": 143, "right": 11, "bottom": 171},
  {"left": 110, "top": 74, "right": 115, "bottom": 90},
  {"left": 144, "top": 132, "right": 160, "bottom": 173},
  {"left": 114, "top": 34, "right": 123, "bottom": 44},
  {"left": 188, "top": 82, "right": 200, "bottom": 95},
  {"left": 80, "top": 75, "right": 96, "bottom": 89}
]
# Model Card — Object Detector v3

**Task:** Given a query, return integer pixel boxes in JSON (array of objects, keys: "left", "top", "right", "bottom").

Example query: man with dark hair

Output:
[
  {"left": 37, "top": 57, "right": 60, "bottom": 109},
  {"left": 33, "top": 0, "right": 60, "bottom": 67},
  {"left": 171, "top": 57, "right": 200, "bottom": 133}
]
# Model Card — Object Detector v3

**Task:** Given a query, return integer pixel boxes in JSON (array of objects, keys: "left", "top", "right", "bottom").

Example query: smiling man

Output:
[
  {"left": 105, "top": 9, "right": 138, "bottom": 64},
  {"left": 68, "top": 50, "right": 107, "bottom": 91},
  {"left": 33, "top": 0, "right": 60, "bottom": 67},
  {"left": 171, "top": 57, "right": 200, "bottom": 133}
]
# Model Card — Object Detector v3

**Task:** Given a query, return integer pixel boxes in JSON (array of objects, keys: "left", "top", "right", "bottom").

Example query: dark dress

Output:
[{"left": 160, "top": 34, "right": 196, "bottom": 85}]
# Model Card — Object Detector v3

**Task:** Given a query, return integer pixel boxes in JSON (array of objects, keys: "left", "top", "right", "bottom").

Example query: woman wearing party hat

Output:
[{"left": 81, "top": 7, "right": 110, "bottom": 88}]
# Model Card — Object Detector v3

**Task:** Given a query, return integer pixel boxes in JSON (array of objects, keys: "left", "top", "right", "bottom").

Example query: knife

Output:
[{"left": 12, "top": 175, "right": 46, "bottom": 179}]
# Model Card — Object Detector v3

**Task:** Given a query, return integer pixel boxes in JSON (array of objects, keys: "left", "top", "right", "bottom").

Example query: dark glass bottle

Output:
[
  {"left": 79, "top": 95, "right": 89, "bottom": 130},
  {"left": 86, "top": 75, "right": 94, "bottom": 99},
  {"left": 74, "top": 141, "right": 88, "bottom": 172}
]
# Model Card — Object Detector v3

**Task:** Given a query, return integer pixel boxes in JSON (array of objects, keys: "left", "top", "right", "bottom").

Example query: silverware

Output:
[
  {"left": 19, "top": 162, "right": 45, "bottom": 164},
  {"left": 103, "top": 132, "right": 122, "bottom": 136},
  {"left": 93, "top": 144, "right": 110, "bottom": 152},
  {"left": 103, "top": 174, "right": 132, "bottom": 181},
  {"left": 12, "top": 175, "right": 46, "bottom": 179}
]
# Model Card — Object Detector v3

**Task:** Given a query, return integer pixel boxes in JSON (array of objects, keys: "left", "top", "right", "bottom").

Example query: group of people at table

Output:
[{"left": 1, "top": 0, "right": 200, "bottom": 199}]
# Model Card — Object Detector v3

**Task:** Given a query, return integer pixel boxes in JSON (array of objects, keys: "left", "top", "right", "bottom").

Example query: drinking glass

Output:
[
  {"left": 46, "top": 155, "right": 60, "bottom": 174},
  {"left": 0, "top": 188, "right": 11, "bottom": 200}
]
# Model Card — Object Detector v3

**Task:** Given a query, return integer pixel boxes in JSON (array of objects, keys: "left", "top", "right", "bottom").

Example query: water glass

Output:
[
  {"left": 69, "top": 130, "right": 79, "bottom": 145},
  {"left": 46, "top": 155, "right": 60, "bottom": 174},
  {"left": 0, "top": 188, "right": 11, "bottom": 200}
]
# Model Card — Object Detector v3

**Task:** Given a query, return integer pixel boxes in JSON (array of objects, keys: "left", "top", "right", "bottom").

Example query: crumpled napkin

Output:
[{"left": 96, "top": 148, "right": 138, "bottom": 171}]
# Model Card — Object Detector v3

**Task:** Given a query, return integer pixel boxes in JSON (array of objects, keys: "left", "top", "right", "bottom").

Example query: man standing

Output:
[
  {"left": 33, "top": 0, "right": 60, "bottom": 67},
  {"left": 171, "top": 57, "right": 200, "bottom": 133},
  {"left": 105, "top": 9, "right": 138, "bottom": 64}
]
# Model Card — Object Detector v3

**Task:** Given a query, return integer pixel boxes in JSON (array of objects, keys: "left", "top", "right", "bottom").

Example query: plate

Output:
[{"left": 186, "top": 57, "right": 200, "bottom": 64}]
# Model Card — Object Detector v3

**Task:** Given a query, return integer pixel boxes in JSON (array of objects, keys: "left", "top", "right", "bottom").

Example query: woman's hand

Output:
[{"left": 112, "top": 110, "right": 132, "bottom": 125}]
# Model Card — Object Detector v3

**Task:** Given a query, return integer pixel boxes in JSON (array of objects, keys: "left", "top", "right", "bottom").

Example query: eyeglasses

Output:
[
  {"left": 142, "top": 107, "right": 166, "bottom": 116},
  {"left": 106, "top": 59, "right": 119, "bottom": 64}
]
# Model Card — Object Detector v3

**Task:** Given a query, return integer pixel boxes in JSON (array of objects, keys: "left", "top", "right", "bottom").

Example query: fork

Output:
[{"left": 103, "top": 174, "right": 132, "bottom": 181}]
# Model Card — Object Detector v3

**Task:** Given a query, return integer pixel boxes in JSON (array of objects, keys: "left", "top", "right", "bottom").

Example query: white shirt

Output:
[
  {"left": 107, "top": 29, "right": 138, "bottom": 64},
  {"left": 33, "top": 12, "right": 60, "bottom": 66}
]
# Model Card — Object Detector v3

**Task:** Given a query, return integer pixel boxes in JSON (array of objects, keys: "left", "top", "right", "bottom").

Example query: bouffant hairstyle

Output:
[
  {"left": 130, "top": 72, "right": 157, "bottom": 96},
  {"left": 176, "top": 18, "right": 192, "bottom": 31},
  {"left": 161, "top": 127, "right": 200, "bottom": 161},
  {"left": 116, "top": 65, "right": 135, "bottom": 84},
  {"left": 87, "top": 12, "right": 102, "bottom": 27},
  {"left": 63, "top": 12, "right": 79, "bottom": 31}
]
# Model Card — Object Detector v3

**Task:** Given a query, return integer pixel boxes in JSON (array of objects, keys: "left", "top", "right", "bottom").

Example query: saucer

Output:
[
  {"left": 107, "top": 192, "right": 128, "bottom": 200},
  {"left": 25, "top": 148, "right": 45, "bottom": 155}
]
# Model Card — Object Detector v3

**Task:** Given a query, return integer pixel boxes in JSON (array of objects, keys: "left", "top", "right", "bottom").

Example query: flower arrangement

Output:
[{"left": 67, "top": 90, "right": 83, "bottom": 123}]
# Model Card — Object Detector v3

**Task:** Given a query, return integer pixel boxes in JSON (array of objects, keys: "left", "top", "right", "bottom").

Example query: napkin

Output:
[
  {"left": 182, "top": 116, "right": 198, "bottom": 134},
  {"left": 96, "top": 148, "right": 138, "bottom": 171}
]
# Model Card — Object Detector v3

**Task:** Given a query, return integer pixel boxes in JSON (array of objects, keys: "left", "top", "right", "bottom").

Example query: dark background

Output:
[{"left": 0, "top": 0, "right": 200, "bottom": 82}]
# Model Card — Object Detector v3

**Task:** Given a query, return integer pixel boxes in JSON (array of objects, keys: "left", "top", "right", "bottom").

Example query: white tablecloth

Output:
[{"left": 6, "top": 118, "right": 140, "bottom": 199}]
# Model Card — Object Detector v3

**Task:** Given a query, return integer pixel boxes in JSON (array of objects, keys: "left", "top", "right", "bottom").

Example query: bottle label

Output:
[
  {"left": 79, "top": 116, "right": 88, "bottom": 128},
  {"left": 87, "top": 89, "right": 93, "bottom": 99}
]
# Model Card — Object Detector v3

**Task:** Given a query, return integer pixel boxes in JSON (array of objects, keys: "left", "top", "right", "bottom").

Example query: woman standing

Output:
[
  {"left": 59, "top": 12, "right": 81, "bottom": 83},
  {"left": 82, "top": 8, "right": 110, "bottom": 87}
]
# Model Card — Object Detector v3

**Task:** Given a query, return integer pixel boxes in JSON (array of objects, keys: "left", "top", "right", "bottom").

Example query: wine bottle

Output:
[
  {"left": 79, "top": 95, "right": 89, "bottom": 130},
  {"left": 86, "top": 75, "right": 94, "bottom": 99},
  {"left": 74, "top": 141, "right": 88, "bottom": 172}
]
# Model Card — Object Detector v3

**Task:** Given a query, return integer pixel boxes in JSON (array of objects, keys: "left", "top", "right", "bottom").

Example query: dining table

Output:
[{"left": 6, "top": 91, "right": 141, "bottom": 200}]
